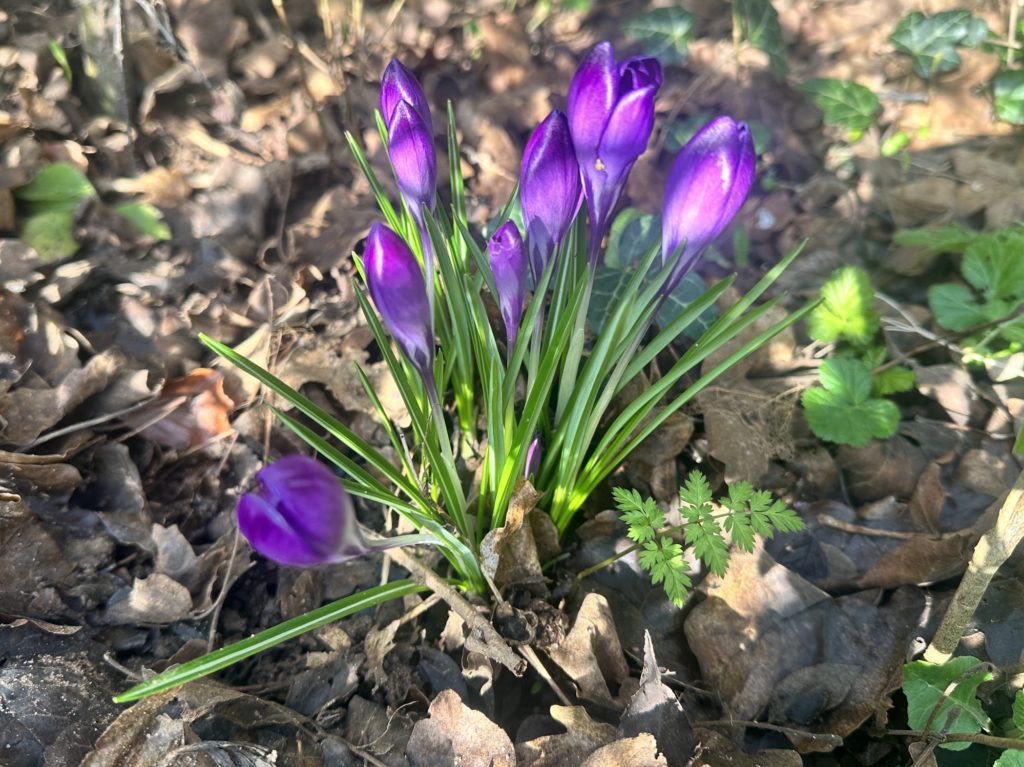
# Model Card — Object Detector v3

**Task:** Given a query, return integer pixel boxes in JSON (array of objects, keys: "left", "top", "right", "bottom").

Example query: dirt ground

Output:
[{"left": 1, "top": 0, "right": 1022, "bottom": 765}]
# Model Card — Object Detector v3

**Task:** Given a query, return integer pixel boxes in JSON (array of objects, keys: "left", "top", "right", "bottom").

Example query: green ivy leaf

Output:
[
  {"left": 962, "top": 231, "right": 1024, "bottom": 301},
  {"left": 890, "top": 10, "right": 992, "bottom": 79},
  {"left": 733, "top": 0, "right": 788, "bottom": 76},
  {"left": 802, "top": 358, "right": 900, "bottom": 447},
  {"left": 798, "top": 78, "right": 880, "bottom": 141},
  {"left": 903, "top": 657, "right": 993, "bottom": 751},
  {"left": 625, "top": 8, "right": 695, "bottom": 65},
  {"left": 873, "top": 366, "right": 916, "bottom": 396},
  {"left": 808, "top": 266, "right": 879, "bottom": 346},
  {"left": 591, "top": 210, "right": 717, "bottom": 339},
  {"left": 113, "top": 202, "right": 172, "bottom": 241},
  {"left": 15, "top": 162, "right": 97, "bottom": 210},
  {"left": 994, "top": 70, "right": 1024, "bottom": 126}
]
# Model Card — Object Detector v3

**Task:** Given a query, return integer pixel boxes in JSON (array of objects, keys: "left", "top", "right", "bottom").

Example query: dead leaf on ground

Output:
[
  {"left": 516, "top": 706, "right": 618, "bottom": 767},
  {"left": 618, "top": 631, "right": 695, "bottom": 766},
  {"left": 545, "top": 592, "right": 632, "bottom": 712},
  {"left": 125, "top": 367, "right": 236, "bottom": 451},
  {"left": 579, "top": 733, "right": 667, "bottom": 767},
  {"left": 684, "top": 546, "right": 924, "bottom": 753},
  {"left": 692, "top": 727, "right": 802, "bottom": 766},
  {"left": 406, "top": 688, "right": 516, "bottom": 767},
  {"left": 479, "top": 479, "right": 548, "bottom": 589}
]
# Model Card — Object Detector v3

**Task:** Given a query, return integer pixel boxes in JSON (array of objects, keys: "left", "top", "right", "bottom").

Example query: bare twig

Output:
[{"left": 924, "top": 468, "right": 1024, "bottom": 663}]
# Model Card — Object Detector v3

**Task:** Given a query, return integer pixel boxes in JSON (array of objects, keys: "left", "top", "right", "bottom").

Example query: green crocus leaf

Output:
[
  {"left": 994, "top": 70, "right": 1024, "bottom": 126},
  {"left": 591, "top": 209, "right": 717, "bottom": 339},
  {"left": 903, "top": 657, "right": 993, "bottom": 752},
  {"left": 890, "top": 10, "right": 992, "bottom": 79},
  {"left": 733, "top": 0, "right": 788, "bottom": 76},
  {"left": 798, "top": 78, "right": 880, "bottom": 141},
  {"left": 625, "top": 7, "right": 695, "bottom": 65},
  {"left": 807, "top": 266, "right": 879, "bottom": 346},
  {"left": 802, "top": 358, "right": 899, "bottom": 447}
]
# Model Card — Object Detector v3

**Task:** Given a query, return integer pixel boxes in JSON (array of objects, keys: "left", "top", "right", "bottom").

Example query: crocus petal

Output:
[
  {"left": 520, "top": 110, "right": 582, "bottom": 278},
  {"left": 567, "top": 41, "right": 617, "bottom": 161},
  {"left": 380, "top": 59, "right": 432, "bottom": 130},
  {"left": 618, "top": 55, "right": 662, "bottom": 93},
  {"left": 524, "top": 435, "right": 542, "bottom": 479},
  {"left": 364, "top": 223, "right": 434, "bottom": 377},
  {"left": 488, "top": 221, "right": 528, "bottom": 349},
  {"left": 662, "top": 116, "right": 756, "bottom": 283},
  {"left": 388, "top": 100, "right": 436, "bottom": 216},
  {"left": 597, "top": 85, "right": 656, "bottom": 181},
  {"left": 238, "top": 455, "right": 368, "bottom": 567}
]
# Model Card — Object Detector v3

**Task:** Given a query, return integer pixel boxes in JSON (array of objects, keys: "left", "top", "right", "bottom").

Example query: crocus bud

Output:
[
  {"left": 488, "top": 221, "right": 528, "bottom": 349},
  {"left": 364, "top": 222, "right": 434, "bottom": 379},
  {"left": 238, "top": 456, "right": 427, "bottom": 566},
  {"left": 524, "top": 434, "right": 542, "bottom": 480},
  {"left": 520, "top": 110, "right": 582, "bottom": 280},
  {"left": 380, "top": 60, "right": 436, "bottom": 221},
  {"left": 568, "top": 42, "right": 662, "bottom": 258},
  {"left": 662, "top": 116, "right": 755, "bottom": 290}
]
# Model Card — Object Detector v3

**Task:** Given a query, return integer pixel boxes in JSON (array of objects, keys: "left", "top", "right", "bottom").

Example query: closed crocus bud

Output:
[
  {"left": 524, "top": 434, "right": 542, "bottom": 480},
  {"left": 238, "top": 456, "right": 429, "bottom": 567},
  {"left": 520, "top": 110, "right": 582, "bottom": 280},
  {"left": 380, "top": 60, "right": 436, "bottom": 221},
  {"left": 364, "top": 222, "right": 434, "bottom": 379},
  {"left": 568, "top": 42, "right": 662, "bottom": 257},
  {"left": 488, "top": 221, "right": 528, "bottom": 349},
  {"left": 388, "top": 100, "right": 437, "bottom": 219},
  {"left": 662, "top": 116, "right": 755, "bottom": 290}
]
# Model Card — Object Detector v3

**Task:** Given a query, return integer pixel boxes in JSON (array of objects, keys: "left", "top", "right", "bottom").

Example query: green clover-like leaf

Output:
[
  {"left": 808, "top": 266, "right": 879, "bottom": 346},
  {"left": 903, "top": 657, "right": 993, "bottom": 752},
  {"left": 802, "top": 358, "right": 899, "bottom": 447}
]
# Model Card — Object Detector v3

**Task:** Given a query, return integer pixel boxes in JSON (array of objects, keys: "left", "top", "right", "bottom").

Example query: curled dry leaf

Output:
[
  {"left": 517, "top": 706, "right": 618, "bottom": 767},
  {"left": 125, "top": 368, "right": 235, "bottom": 451}
]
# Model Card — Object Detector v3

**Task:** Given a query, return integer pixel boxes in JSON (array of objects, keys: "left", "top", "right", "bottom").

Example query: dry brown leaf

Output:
[
  {"left": 516, "top": 706, "right": 618, "bottom": 767},
  {"left": 579, "top": 733, "right": 667, "bottom": 767},
  {"left": 406, "top": 689, "right": 515, "bottom": 767},
  {"left": 128, "top": 368, "right": 235, "bottom": 451},
  {"left": 479, "top": 479, "right": 546, "bottom": 589}
]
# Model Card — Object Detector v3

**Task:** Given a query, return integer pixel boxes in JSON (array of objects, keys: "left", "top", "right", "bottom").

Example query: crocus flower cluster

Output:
[{"left": 238, "top": 455, "right": 429, "bottom": 567}]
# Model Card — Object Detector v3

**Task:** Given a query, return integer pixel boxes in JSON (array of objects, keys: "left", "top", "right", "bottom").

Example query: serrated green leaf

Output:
[
  {"left": 892, "top": 225, "right": 976, "bottom": 258},
  {"left": 995, "top": 750, "right": 1024, "bottom": 767},
  {"left": 890, "top": 11, "right": 992, "bottom": 79},
  {"left": 19, "top": 208, "right": 80, "bottom": 262},
  {"left": 928, "top": 282, "right": 989, "bottom": 332},
  {"left": 994, "top": 70, "right": 1024, "bottom": 126},
  {"left": 808, "top": 266, "right": 879, "bottom": 346},
  {"left": 962, "top": 231, "right": 1024, "bottom": 301},
  {"left": 625, "top": 8, "right": 694, "bottom": 64},
  {"left": 903, "top": 657, "right": 993, "bottom": 751},
  {"left": 113, "top": 202, "right": 172, "bottom": 240},
  {"left": 733, "top": 0, "right": 788, "bottom": 76},
  {"left": 680, "top": 469, "right": 712, "bottom": 510},
  {"left": 725, "top": 513, "right": 755, "bottom": 552},
  {"left": 798, "top": 78, "right": 880, "bottom": 140},
  {"left": 873, "top": 365, "right": 916, "bottom": 396},
  {"left": 15, "top": 162, "right": 97, "bottom": 208},
  {"left": 802, "top": 358, "right": 900, "bottom": 447}
]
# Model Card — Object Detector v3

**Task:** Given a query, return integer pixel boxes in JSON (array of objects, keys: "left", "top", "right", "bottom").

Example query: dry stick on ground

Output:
[
  {"left": 924, "top": 467, "right": 1024, "bottom": 664},
  {"left": 384, "top": 547, "right": 527, "bottom": 676}
]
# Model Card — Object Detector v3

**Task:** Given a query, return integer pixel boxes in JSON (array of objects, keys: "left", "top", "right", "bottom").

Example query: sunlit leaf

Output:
[
  {"left": 798, "top": 78, "right": 880, "bottom": 140},
  {"left": 625, "top": 7, "right": 695, "bottom": 64}
]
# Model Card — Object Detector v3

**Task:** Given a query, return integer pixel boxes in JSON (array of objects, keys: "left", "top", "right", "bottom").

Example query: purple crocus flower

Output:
[
  {"left": 520, "top": 110, "right": 582, "bottom": 281},
  {"left": 488, "top": 221, "right": 528, "bottom": 349},
  {"left": 568, "top": 42, "right": 662, "bottom": 261},
  {"left": 364, "top": 222, "right": 434, "bottom": 380},
  {"left": 380, "top": 60, "right": 436, "bottom": 223},
  {"left": 662, "top": 116, "right": 755, "bottom": 291},
  {"left": 238, "top": 455, "right": 429, "bottom": 567}
]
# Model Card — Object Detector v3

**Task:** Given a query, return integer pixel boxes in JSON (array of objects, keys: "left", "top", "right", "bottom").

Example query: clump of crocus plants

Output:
[{"left": 115, "top": 42, "right": 812, "bottom": 702}]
